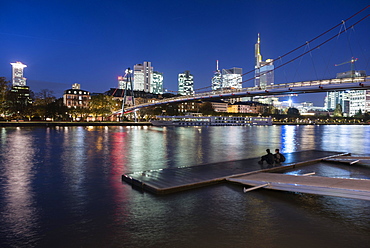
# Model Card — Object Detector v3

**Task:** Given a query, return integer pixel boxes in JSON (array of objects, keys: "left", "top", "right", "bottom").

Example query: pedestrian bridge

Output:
[{"left": 122, "top": 76, "right": 370, "bottom": 113}]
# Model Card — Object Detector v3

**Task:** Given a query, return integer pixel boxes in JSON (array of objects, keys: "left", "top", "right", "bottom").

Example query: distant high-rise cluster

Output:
[
  {"left": 325, "top": 70, "right": 368, "bottom": 116},
  {"left": 254, "top": 33, "right": 274, "bottom": 87},
  {"left": 118, "top": 61, "right": 164, "bottom": 94},
  {"left": 210, "top": 61, "right": 243, "bottom": 91},
  {"left": 178, "top": 71, "right": 194, "bottom": 95},
  {"left": 210, "top": 34, "right": 273, "bottom": 92}
]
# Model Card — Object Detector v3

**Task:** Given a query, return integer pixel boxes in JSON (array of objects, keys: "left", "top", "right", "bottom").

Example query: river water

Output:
[{"left": 0, "top": 125, "right": 370, "bottom": 248}]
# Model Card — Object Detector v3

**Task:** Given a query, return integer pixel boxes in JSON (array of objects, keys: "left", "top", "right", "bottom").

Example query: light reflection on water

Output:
[
  {"left": 281, "top": 125, "right": 298, "bottom": 152},
  {"left": 0, "top": 125, "right": 370, "bottom": 247},
  {"left": 321, "top": 125, "right": 370, "bottom": 153},
  {"left": 0, "top": 128, "right": 39, "bottom": 246},
  {"left": 61, "top": 127, "right": 89, "bottom": 217}
]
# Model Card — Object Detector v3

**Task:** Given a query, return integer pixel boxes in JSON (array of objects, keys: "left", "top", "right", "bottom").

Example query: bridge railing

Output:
[
  {"left": 121, "top": 76, "right": 369, "bottom": 112},
  {"left": 264, "top": 76, "right": 368, "bottom": 90}
]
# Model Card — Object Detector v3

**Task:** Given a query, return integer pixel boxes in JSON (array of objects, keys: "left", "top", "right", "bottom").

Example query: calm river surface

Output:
[{"left": 1, "top": 125, "right": 370, "bottom": 248}]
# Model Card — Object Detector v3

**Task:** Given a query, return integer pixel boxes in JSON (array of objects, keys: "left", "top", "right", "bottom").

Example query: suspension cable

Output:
[
  {"left": 147, "top": 6, "right": 369, "bottom": 94},
  {"left": 190, "top": 5, "right": 370, "bottom": 92},
  {"left": 237, "top": 5, "right": 370, "bottom": 79},
  {"left": 111, "top": 72, "right": 128, "bottom": 96},
  {"left": 240, "top": 13, "right": 370, "bottom": 85}
]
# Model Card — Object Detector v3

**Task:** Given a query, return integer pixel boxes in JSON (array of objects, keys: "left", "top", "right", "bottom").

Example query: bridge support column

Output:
[{"left": 121, "top": 68, "right": 135, "bottom": 120}]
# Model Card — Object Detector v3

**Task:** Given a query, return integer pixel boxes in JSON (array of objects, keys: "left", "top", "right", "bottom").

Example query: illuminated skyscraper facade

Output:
[
  {"left": 325, "top": 90, "right": 350, "bottom": 115},
  {"left": 222, "top": 67, "right": 242, "bottom": 89},
  {"left": 178, "top": 71, "right": 194, "bottom": 96},
  {"left": 348, "top": 90, "right": 370, "bottom": 116},
  {"left": 10, "top": 61, "right": 27, "bottom": 86},
  {"left": 325, "top": 70, "right": 368, "bottom": 116},
  {"left": 9, "top": 61, "right": 32, "bottom": 107},
  {"left": 134, "top": 61, "right": 153, "bottom": 92},
  {"left": 255, "top": 34, "right": 274, "bottom": 87},
  {"left": 152, "top": 71, "right": 164, "bottom": 94},
  {"left": 212, "top": 60, "right": 222, "bottom": 91}
]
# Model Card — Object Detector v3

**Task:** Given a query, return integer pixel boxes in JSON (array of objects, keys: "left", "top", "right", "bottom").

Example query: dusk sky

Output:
[{"left": 1, "top": 0, "right": 369, "bottom": 106}]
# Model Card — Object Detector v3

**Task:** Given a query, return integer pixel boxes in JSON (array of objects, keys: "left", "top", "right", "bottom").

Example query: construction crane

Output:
[{"left": 335, "top": 57, "right": 358, "bottom": 78}]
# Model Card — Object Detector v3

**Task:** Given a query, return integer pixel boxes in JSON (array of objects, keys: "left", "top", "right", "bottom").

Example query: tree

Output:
[
  {"left": 33, "top": 89, "right": 57, "bottom": 120},
  {"left": 47, "top": 98, "right": 69, "bottom": 121},
  {"left": 0, "top": 77, "right": 11, "bottom": 117},
  {"left": 34, "top": 89, "right": 56, "bottom": 105},
  {"left": 6, "top": 87, "right": 33, "bottom": 120},
  {"left": 162, "top": 103, "right": 180, "bottom": 116},
  {"left": 89, "top": 94, "right": 120, "bottom": 120},
  {"left": 333, "top": 104, "right": 343, "bottom": 117},
  {"left": 364, "top": 112, "right": 370, "bottom": 121},
  {"left": 68, "top": 106, "right": 88, "bottom": 121},
  {"left": 355, "top": 109, "right": 363, "bottom": 118},
  {"left": 263, "top": 105, "right": 277, "bottom": 115},
  {"left": 199, "top": 102, "right": 215, "bottom": 115},
  {"left": 287, "top": 107, "right": 300, "bottom": 116},
  {"left": 138, "top": 106, "right": 162, "bottom": 120}
]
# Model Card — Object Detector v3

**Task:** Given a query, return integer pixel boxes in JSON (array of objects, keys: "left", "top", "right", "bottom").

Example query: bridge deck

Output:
[
  {"left": 122, "top": 150, "right": 345, "bottom": 194},
  {"left": 123, "top": 76, "right": 370, "bottom": 112},
  {"left": 228, "top": 173, "right": 370, "bottom": 201}
]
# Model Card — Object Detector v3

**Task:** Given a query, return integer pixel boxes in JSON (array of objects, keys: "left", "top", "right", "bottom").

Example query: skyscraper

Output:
[
  {"left": 9, "top": 61, "right": 32, "bottom": 107},
  {"left": 325, "top": 90, "right": 350, "bottom": 115},
  {"left": 152, "top": 71, "right": 164, "bottom": 94},
  {"left": 222, "top": 67, "right": 242, "bottom": 89},
  {"left": 178, "top": 71, "right": 194, "bottom": 96},
  {"left": 255, "top": 34, "right": 274, "bottom": 87},
  {"left": 134, "top": 62, "right": 153, "bottom": 92},
  {"left": 325, "top": 70, "right": 367, "bottom": 116},
  {"left": 348, "top": 90, "right": 370, "bottom": 116},
  {"left": 10, "top": 61, "right": 27, "bottom": 86},
  {"left": 212, "top": 60, "right": 222, "bottom": 91}
]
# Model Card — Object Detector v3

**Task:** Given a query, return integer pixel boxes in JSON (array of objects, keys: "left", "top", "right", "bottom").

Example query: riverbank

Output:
[
  {"left": 0, "top": 121, "right": 368, "bottom": 127},
  {"left": 0, "top": 121, "right": 151, "bottom": 127}
]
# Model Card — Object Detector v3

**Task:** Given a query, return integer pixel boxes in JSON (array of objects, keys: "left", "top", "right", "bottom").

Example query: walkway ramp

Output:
[
  {"left": 228, "top": 173, "right": 370, "bottom": 201},
  {"left": 322, "top": 156, "right": 370, "bottom": 165}
]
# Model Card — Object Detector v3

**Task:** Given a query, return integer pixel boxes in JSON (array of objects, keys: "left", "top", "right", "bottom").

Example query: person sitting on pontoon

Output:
[
  {"left": 258, "top": 149, "right": 274, "bottom": 166},
  {"left": 274, "top": 149, "right": 285, "bottom": 165}
]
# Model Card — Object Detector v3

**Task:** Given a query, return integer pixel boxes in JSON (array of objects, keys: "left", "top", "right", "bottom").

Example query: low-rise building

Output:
[
  {"left": 178, "top": 101, "right": 200, "bottom": 113},
  {"left": 210, "top": 100, "right": 228, "bottom": 112},
  {"left": 227, "top": 102, "right": 264, "bottom": 114},
  {"left": 63, "top": 83, "right": 90, "bottom": 108}
]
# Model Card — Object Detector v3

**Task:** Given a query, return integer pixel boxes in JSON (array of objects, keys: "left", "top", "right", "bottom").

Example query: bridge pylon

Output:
[{"left": 121, "top": 68, "right": 135, "bottom": 119}]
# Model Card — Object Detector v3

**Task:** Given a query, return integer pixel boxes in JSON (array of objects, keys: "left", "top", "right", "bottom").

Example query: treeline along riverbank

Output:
[
  {"left": 0, "top": 121, "right": 151, "bottom": 127},
  {"left": 1, "top": 121, "right": 369, "bottom": 127}
]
